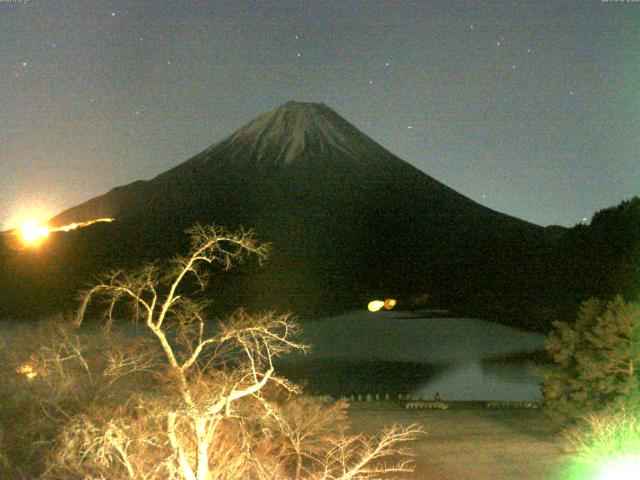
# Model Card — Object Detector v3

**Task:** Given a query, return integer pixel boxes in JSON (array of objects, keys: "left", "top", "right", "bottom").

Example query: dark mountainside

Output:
[{"left": 1, "top": 102, "right": 635, "bottom": 329}]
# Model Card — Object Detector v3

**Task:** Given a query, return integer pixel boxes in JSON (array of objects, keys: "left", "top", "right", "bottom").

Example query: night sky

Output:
[{"left": 1, "top": 0, "right": 638, "bottom": 230}]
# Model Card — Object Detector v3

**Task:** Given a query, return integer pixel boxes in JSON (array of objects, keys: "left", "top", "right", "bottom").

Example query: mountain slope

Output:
[
  {"left": 51, "top": 102, "right": 535, "bottom": 230},
  {"left": 4, "top": 101, "right": 549, "bottom": 326}
]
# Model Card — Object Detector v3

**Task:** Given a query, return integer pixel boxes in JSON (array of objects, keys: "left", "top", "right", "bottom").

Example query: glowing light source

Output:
[
  {"left": 19, "top": 221, "right": 50, "bottom": 246},
  {"left": 11, "top": 218, "right": 115, "bottom": 248},
  {"left": 368, "top": 300, "right": 385, "bottom": 312},
  {"left": 384, "top": 299, "right": 397, "bottom": 310},
  {"left": 595, "top": 456, "right": 640, "bottom": 480}
]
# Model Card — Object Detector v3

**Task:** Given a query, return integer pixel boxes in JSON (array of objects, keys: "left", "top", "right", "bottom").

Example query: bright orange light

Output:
[
  {"left": 368, "top": 300, "right": 385, "bottom": 312},
  {"left": 13, "top": 217, "right": 114, "bottom": 248},
  {"left": 384, "top": 299, "right": 397, "bottom": 310},
  {"left": 19, "top": 221, "right": 50, "bottom": 246}
]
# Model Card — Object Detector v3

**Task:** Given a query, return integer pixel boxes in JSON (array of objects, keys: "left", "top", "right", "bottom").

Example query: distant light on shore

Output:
[
  {"left": 368, "top": 299, "right": 397, "bottom": 312},
  {"left": 367, "top": 300, "right": 385, "bottom": 312}
]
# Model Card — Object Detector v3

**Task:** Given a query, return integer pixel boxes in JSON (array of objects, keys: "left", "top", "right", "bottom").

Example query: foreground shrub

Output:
[
  {"left": 562, "top": 408, "right": 640, "bottom": 480},
  {"left": 0, "top": 317, "right": 160, "bottom": 479},
  {"left": 539, "top": 296, "right": 640, "bottom": 427}
]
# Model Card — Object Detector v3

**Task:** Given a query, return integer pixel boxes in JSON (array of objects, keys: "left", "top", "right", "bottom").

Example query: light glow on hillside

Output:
[
  {"left": 56, "top": 218, "right": 115, "bottom": 232},
  {"left": 13, "top": 218, "right": 115, "bottom": 248}
]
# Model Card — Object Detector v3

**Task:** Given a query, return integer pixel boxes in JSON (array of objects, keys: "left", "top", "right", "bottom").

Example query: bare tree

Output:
[
  {"left": 59, "top": 224, "right": 423, "bottom": 480},
  {"left": 261, "top": 398, "right": 423, "bottom": 480}
]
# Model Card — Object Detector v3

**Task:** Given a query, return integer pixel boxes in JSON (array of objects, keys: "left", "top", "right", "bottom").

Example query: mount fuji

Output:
[{"left": 1, "top": 101, "right": 550, "bottom": 326}]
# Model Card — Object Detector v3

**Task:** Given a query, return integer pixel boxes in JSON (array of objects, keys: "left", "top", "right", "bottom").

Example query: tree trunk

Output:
[
  {"left": 195, "top": 417, "right": 210, "bottom": 480},
  {"left": 168, "top": 412, "right": 197, "bottom": 480}
]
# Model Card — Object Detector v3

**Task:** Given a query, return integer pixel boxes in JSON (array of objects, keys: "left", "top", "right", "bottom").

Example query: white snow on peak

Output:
[{"left": 218, "top": 101, "right": 387, "bottom": 166}]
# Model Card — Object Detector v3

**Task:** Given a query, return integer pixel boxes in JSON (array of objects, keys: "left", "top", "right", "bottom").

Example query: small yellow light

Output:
[
  {"left": 16, "top": 363, "right": 38, "bottom": 381},
  {"left": 368, "top": 300, "right": 385, "bottom": 312}
]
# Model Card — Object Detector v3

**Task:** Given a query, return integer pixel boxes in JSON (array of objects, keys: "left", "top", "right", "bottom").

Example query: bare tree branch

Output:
[{"left": 48, "top": 224, "right": 423, "bottom": 480}]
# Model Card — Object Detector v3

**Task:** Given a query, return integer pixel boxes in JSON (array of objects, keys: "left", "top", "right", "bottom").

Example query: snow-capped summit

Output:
[{"left": 206, "top": 101, "right": 386, "bottom": 166}]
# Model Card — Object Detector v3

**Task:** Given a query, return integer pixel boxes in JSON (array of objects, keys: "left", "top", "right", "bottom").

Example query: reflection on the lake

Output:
[
  {"left": 294, "top": 310, "right": 547, "bottom": 401},
  {"left": 414, "top": 360, "right": 542, "bottom": 401}
]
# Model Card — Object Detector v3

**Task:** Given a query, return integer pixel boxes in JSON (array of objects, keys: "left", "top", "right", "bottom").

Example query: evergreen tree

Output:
[{"left": 540, "top": 296, "right": 640, "bottom": 427}]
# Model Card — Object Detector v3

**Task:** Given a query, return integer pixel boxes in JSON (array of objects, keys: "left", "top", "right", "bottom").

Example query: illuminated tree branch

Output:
[{"left": 62, "top": 224, "right": 423, "bottom": 480}]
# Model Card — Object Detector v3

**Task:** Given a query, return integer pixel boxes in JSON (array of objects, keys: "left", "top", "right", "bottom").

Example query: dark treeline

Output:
[{"left": 529, "top": 196, "right": 639, "bottom": 329}]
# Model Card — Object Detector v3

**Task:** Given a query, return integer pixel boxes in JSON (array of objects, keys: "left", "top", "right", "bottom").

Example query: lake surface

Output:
[
  {"left": 288, "top": 310, "right": 547, "bottom": 401},
  {"left": 1, "top": 311, "right": 548, "bottom": 401}
]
